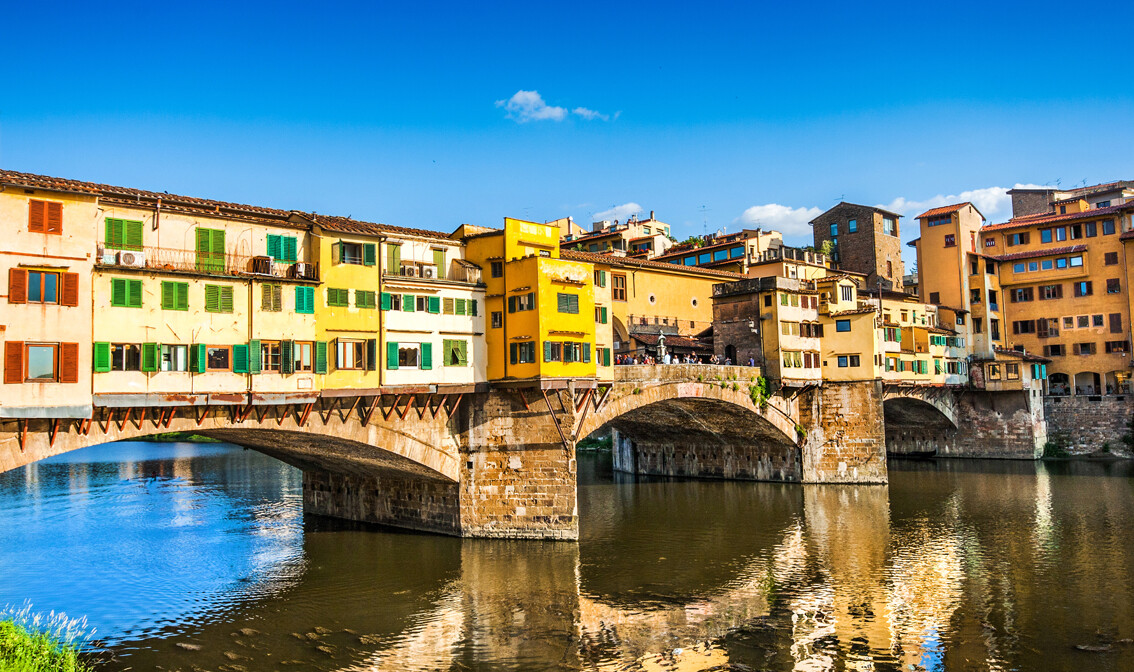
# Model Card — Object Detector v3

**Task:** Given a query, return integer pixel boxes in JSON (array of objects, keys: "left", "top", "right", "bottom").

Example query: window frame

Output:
[
  {"left": 205, "top": 345, "right": 232, "bottom": 371},
  {"left": 23, "top": 343, "right": 60, "bottom": 382},
  {"left": 26, "top": 270, "right": 60, "bottom": 305}
]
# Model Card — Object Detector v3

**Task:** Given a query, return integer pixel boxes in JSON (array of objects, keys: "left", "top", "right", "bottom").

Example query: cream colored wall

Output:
[
  {"left": 0, "top": 190, "right": 98, "bottom": 416},
  {"left": 382, "top": 279, "right": 486, "bottom": 385},
  {"left": 250, "top": 280, "right": 319, "bottom": 393}
]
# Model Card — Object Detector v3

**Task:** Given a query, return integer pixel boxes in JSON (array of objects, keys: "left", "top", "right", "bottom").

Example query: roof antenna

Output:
[
  {"left": 699, "top": 205, "right": 710, "bottom": 237},
  {"left": 835, "top": 194, "right": 845, "bottom": 202}
]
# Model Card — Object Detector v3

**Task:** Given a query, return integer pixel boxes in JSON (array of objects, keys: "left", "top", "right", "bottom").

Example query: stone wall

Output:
[
  {"left": 460, "top": 389, "right": 578, "bottom": 540},
  {"left": 303, "top": 469, "right": 460, "bottom": 534},
  {"left": 811, "top": 203, "right": 904, "bottom": 291},
  {"left": 1044, "top": 395, "right": 1134, "bottom": 454},
  {"left": 798, "top": 380, "right": 887, "bottom": 483},
  {"left": 610, "top": 427, "right": 800, "bottom": 482},
  {"left": 886, "top": 390, "right": 1047, "bottom": 459}
]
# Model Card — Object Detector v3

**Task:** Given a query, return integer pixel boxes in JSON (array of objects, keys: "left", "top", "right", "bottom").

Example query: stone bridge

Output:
[{"left": 1, "top": 366, "right": 893, "bottom": 540}]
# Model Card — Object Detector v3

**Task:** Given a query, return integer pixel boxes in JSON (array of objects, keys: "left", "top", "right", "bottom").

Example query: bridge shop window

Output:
[
  {"left": 260, "top": 341, "right": 282, "bottom": 372},
  {"left": 205, "top": 346, "right": 231, "bottom": 371},
  {"left": 109, "top": 343, "right": 143, "bottom": 372},
  {"left": 510, "top": 341, "right": 536, "bottom": 365},
  {"left": 1006, "top": 363, "right": 1020, "bottom": 380},
  {"left": 443, "top": 339, "right": 468, "bottom": 366},
  {"left": 288, "top": 341, "right": 314, "bottom": 373},
  {"left": 337, "top": 339, "right": 367, "bottom": 370},
  {"left": 5, "top": 342, "right": 77, "bottom": 383},
  {"left": 836, "top": 354, "right": 860, "bottom": 368},
  {"left": 161, "top": 345, "right": 188, "bottom": 372}
]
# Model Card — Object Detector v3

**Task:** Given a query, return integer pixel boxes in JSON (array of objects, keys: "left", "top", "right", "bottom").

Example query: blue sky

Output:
[{"left": 2, "top": 0, "right": 1131, "bottom": 259}]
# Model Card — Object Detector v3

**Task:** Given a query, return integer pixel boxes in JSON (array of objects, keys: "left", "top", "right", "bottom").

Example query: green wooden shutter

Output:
[
  {"left": 204, "top": 285, "right": 218, "bottom": 311},
  {"left": 233, "top": 344, "right": 249, "bottom": 374},
  {"left": 432, "top": 249, "right": 445, "bottom": 278},
  {"left": 380, "top": 292, "right": 392, "bottom": 310},
  {"left": 195, "top": 228, "right": 210, "bottom": 271},
  {"left": 387, "top": 244, "right": 401, "bottom": 273},
  {"left": 281, "top": 340, "right": 294, "bottom": 374},
  {"left": 211, "top": 229, "right": 225, "bottom": 269},
  {"left": 603, "top": 348, "right": 611, "bottom": 367},
  {"left": 428, "top": 296, "right": 440, "bottom": 313},
  {"left": 191, "top": 344, "right": 207, "bottom": 373},
  {"left": 105, "top": 219, "right": 122, "bottom": 249},
  {"left": 421, "top": 342, "right": 432, "bottom": 370},
  {"left": 544, "top": 341, "right": 552, "bottom": 362},
  {"left": 127, "top": 280, "right": 143, "bottom": 308},
  {"left": 557, "top": 293, "right": 568, "bottom": 312},
  {"left": 363, "top": 243, "right": 376, "bottom": 266},
  {"left": 111, "top": 278, "right": 127, "bottom": 306},
  {"left": 142, "top": 343, "right": 159, "bottom": 372},
  {"left": 508, "top": 296, "right": 516, "bottom": 313},
  {"left": 366, "top": 339, "right": 377, "bottom": 371},
  {"left": 455, "top": 298, "right": 466, "bottom": 315},
  {"left": 267, "top": 234, "right": 281, "bottom": 259},
  {"left": 220, "top": 286, "right": 233, "bottom": 312},
  {"left": 249, "top": 340, "right": 261, "bottom": 374},
  {"left": 176, "top": 283, "right": 188, "bottom": 310},
  {"left": 601, "top": 307, "right": 608, "bottom": 324},
  {"left": 125, "top": 220, "right": 143, "bottom": 250},
  {"left": 403, "top": 294, "right": 414, "bottom": 312},
  {"left": 161, "top": 282, "right": 175, "bottom": 309},
  {"left": 314, "top": 341, "right": 328, "bottom": 374},
  {"left": 583, "top": 343, "right": 591, "bottom": 363},
  {"left": 458, "top": 340, "right": 468, "bottom": 366},
  {"left": 283, "top": 236, "right": 297, "bottom": 262},
  {"left": 93, "top": 342, "right": 111, "bottom": 372},
  {"left": 600, "top": 270, "right": 607, "bottom": 287},
  {"left": 386, "top": 341, "right": 399, "bottom": 369},
  {"left": 469, "top": 299, "right": 478, "bottom": 316}
]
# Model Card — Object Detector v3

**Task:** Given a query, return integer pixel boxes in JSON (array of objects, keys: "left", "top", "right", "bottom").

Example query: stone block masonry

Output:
[
  {"left": 1044, "top": 395, "right": 1134, "bottom": 454},
  {"left": 304, "top": 470, "right": 460, "bottom": 535},
  {"left": 798, "top": 380, "right": 888, "bottom": 483}
]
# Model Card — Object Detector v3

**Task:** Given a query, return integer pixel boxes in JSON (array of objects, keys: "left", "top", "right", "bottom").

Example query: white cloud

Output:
[
  {"left": 495, "top": 90, "right": 567, "bottom": 123},
  {"left": 733, "top": 203, "right": 823, "bottom": 243},
  {"left": 877, "top": 183, "right": 1053, "bottom": 223},
  {"left": 593, "top": 202, "right": 642, "bottom": 224},
  {"left": 572, "top": 106, "right": 608, "bottom": 121}
]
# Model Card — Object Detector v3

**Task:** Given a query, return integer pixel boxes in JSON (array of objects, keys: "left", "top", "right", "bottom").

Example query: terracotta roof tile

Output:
[
  {"left": 992, "top": 244, "right": 1086, "bottom": 262},
  {"left": 828, "top": 307, "right": 876, "bottom": 317},
  {"left": 632, "top": 333, "right": 711, "bottom": 350},
  {"left": 915, "top": 203, "right": 973, "bottom": 220},
  {"left": 560, "top": 249, "right": 744, "bottom": 279},
  {"left": 299, "top": 212, "right": 452, "bottom": 241},
  {"left": 982, "top": 202, "right": 1130, "bottom": 232}
]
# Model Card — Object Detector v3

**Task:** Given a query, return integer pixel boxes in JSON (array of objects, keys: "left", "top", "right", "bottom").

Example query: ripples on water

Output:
[{"left": 1, "top": 443, "right": 1133, "bottom": 671}]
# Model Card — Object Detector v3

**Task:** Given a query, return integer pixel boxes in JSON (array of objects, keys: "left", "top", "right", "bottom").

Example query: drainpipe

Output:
[{"left": 378, "top": 234, "right": 385, "bottom": 389}]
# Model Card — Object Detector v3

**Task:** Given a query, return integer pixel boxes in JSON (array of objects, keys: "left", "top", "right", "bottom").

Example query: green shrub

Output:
[
  {"left": 0, "top": 606, "right": 92, "bottom": 672},
  {"left": 1042, "top": 433, "right": 1071, "bottom": 458}
]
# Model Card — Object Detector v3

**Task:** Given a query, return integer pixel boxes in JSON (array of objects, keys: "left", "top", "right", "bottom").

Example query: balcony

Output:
[{"left": 95, "top": 246, "right": 320, "bottom": 282}]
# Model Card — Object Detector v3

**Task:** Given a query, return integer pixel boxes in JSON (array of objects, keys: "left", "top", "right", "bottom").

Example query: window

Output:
[
  {"left": 266, "top": 234, "right": 297, "bottom": 262},
  {"left": 557, "top": 293, "right": 580, "bottom": 314},
  {"left": 1106, "top": 278, "right": 1121, "bottom": 294},
  {"left": 160, "top": 344, "right": 188, "bottom": 372},
  {"left": 108, "top": 343, "right": 142, "bottom": 371},
  {"left": 1110, "top": 313, "right": 1123, "bottom": 334},
  {"left": 970, "top": 289, "right": 981, "bottom": 304},
  {"left": 928, "top": 215, "right": 951, "bottom": 227},
  {"left": 255, "top": 341, "right": 281, "bottom": 372},
  {"left": 25, "top": 344, "right": 59, "bottom": 380},
  {"left": 28, "top": 200, "right": 63, "bottom": 235},
  {"left": 836, "top": 355, "right": 860, "bottom": 367},
  {"left": 509, "top": 341, "right": 536, "bottom": 364},
  {"left": 1102, "top": 219, "right": 1116, "bottom": 235},
  {"left": 1069, "top": 255, "right": 1083, "bottom": 267},
  {"left": 337, "top": 339, "right": 366, "bottom": 369},
  {"left": 443, "top": 339, "right": 468, "bottom": 366},
  {"left": 1077, "top": 315, "right": 1089, "bottom": 328},
  {"left": 988, "top": 289, "right": 998, "bottom": 306},
  {"left": 698, "top": 253, "right": 711, "bottom": 264},
  {"left": 612, "top": 274, "right": 627, "bottom": 301},
  {"left": 595, "top": 306, "right": 608, "bottom": 324},
  {"left": 1041, "top": 260, "right": 1053, "bottom": 270},
  {"left": 326, "top": 287, "right": 350, "bottom": 307},
  {"left": 27, "top": 271, "right": 59, "bottom": 304},
  {"left": 491, "top": 311, "right": 503, "bottom": 328},
  {"left": 163, "top": 281, "right": 190, "bottom": 311},
  {"left": 1102, "top": 252, "right": 1119, "bottom": 265},
  {"left": 104, "top": 218, "right": 143, "bottom": 250},
  {"left": 335, "top": 241, "right": 375, "bottom": 266},
  {"left": 1012, "top": 320, "right": 1035, "bottom": 334},
  {"left": 984, "top": 238, "right": 996, "bottom": 247},
  {"left": 840, "top": 285, "right": 854, "bottom": 302},
  {"left": 1040, "top": 228, "right": 1053, "bottom": 243},
  {"left": 490, "top": 261, "right": 503, "bottom": 278},
  {"left": 292, "top": 341, "right": 314, "bottom": 372},
  {"left": 1013, "top": 263, "right": 1025, "bottom": 273},
  {"left": 594, "top": 269, "right": 606, "bottom": 287},
  {"left": 295, "top": 286, "right": 315, "bottom": 314},
  {"left": 944, "top": 234, "right": 955, "bottom": 247},
  {"left": 987, "top": 364, "right": 1001, "bottom": 380},
  {"left": 261, "top": 284, "right": 283, "bottom": 312},
  {"left": 1006, "top": 363, "right": 1020, "bottom": 380},
  {"left": 1060, "top": 205, "right": 1067, "bottom": 215},
  {"left": 544, "top": 341, "right": 562, "bottom": 362},
  {"left": 508, "top": 292, "right": 536, "bottom": 313},
  {"left": 1084, "top": 221, "right": 1097, "bottom": 237},
  {"left": 195, "top": 227, "right": 226, "bottom": 273},
  {"left": 1075, "top": 342, "right": 1096, "bottom": 355},
  {"left": 712, "top": 249, "right": 728, "bottom": 262},
  {"left": 1105, "top": 340, "right": 1130, "bottom": 354},
  {"left": 990, "top": 319, "right": 1000, "bottom": 340},
  {"left": 848, "top": 219, "right": 857, "bottom": 233},
  {"left": 830, "top": 223, "right": 838, "bottom": 237},
  {"left": 356, "top": 290, "right": 377, "bottom": 309},
  {"left": 1040, "top": 284, "right": 1062, "bottom": 300},
  {"left": 781, "top": 321, "right": 800, "bottom": 336},
  {"left": 111, "top": 278, "right": 143, "bottom": 308},
  {"left": 1073, "top": 281, "right": 1093, "bottom": 297},
  {"left": 835, "top": 320, "right": 851, "bottom": 332},
  {"left": 1028, "top": 262, "right": 1038, "bottom": 272},
  {"left": 1011, "top": 288, "right": 1033, "bottom": 303},
  {"left": 1007, "top": 232, "right": 1030, "bottom": 246},
  {"left": 206, "top": 346, "right": 230, "bottom": 371},
  {"left": 204, "top": 284, "right": 234, "bottom": 312},
  {"left": 432, "top": 249, "right": 446, "bottom": 278},
  {"left": 882, "top": 217, "right": 896, "bottom": 236},
  {"left": 1043, "top": 344, "right": 1065, "bottom": 357},
  {"left": 1069, "top": 224, "right": 1082, "bottom": 240}
]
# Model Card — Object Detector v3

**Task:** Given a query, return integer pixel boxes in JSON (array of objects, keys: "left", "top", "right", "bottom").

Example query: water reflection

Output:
[{"left": 2, "top": 445, "right": 1133, "bottom": 670}]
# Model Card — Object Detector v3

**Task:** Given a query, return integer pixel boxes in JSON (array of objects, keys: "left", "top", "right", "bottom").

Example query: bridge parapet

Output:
[{"left": 614, "top": 364, "right": 763, "bottom": 384}]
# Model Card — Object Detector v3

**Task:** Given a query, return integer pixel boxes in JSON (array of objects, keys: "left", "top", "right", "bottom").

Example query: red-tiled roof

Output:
[
  {"left": 1121, "top": 229, "right": 1134, "bottom": 241},
  {"left": 993, "top": 244, "right": 1086, "bottom": 262},
  {"left": 982, "top": 202, "right": 1130, "bottom": 232},
  {"left": 632, "top": 333, "right": 711, "bottom": 350},
  {"left": 560, "top": 249, "right": 744, "bottom": 279},
  {"left": 915, "top": 203, "right": 971, "bottom": 220},
  {"left": 828, "top": 307, "right": 876, "bottom": 317},
  {"left": 298, "top": 212, "right": 452, "bottom": 241}
]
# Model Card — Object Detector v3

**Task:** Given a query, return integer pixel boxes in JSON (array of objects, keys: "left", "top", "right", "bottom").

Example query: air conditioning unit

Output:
[
  {"left": 289, "top": 262, "right": 312, "bottom": 279},
  {"left": 401, "top": 265, "right": 419, "bottom": 277},
  {"left": 421, "top": 265, "right": 436, "bottom": 279},
  {"left": 117, "top": 251, "right": 146, "bottom": 267}
]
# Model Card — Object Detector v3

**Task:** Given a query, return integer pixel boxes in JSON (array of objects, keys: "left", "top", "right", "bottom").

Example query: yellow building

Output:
[
  {"left": 463, "top": 218, "right": 596, "bottom": 381},
  {"left": 980, "top": 200, "right": 1134, "bottom": 395},
  {"left": 1, "top": 171, "right": 97, "bottom": 418}
]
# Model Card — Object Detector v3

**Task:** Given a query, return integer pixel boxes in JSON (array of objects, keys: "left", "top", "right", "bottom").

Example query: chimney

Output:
[{"left": 650, "top": 210, "right": 655, "bottom": 220}]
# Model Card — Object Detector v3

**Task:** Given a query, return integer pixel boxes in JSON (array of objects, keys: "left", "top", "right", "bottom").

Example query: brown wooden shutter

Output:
[
  {"left": 60, "top": 343, "right": 79, "bottom": 383},
  {"left": 45, "top": 202, "right": 63, "bottom": 234},
  {"left": 61, "top": 272, "right": 80, "bottom": 306},
  {"left": 8, "top": 268, "right": 27, "bottom": 303},
  {"left": 1110, "top": 313, "right": 1122, "bottom": 334},
  {"left": 4, "top": 342, "right": 23, "bottom": 384},
  {"left": 28, "top": 200, "right": 45, "bottom": 233}
]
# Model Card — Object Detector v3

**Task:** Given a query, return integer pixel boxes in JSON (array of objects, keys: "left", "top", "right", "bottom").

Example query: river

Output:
[{"left": 1, "top": 441, "right": 1132, "bottom": 671}]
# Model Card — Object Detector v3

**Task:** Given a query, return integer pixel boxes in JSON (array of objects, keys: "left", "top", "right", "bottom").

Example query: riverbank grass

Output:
[{"left": 0, "top": 608, "right": 91, "bottom": 672}]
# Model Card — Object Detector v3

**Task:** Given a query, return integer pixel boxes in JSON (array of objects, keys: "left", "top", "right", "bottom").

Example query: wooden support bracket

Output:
[
  {"left": 541, "top": 389, "right": 570, "bottom": 452},
  {"left": 196, "top": 405, "right": 211, "bottom": 426},
  {"left": 338, "top": 397, "right": 360, "bottom": 424},
  {"left": 415, "top": 394, "right": 428, "bottom": 420},
  {"left": 297, "top": 403, "right": 314, "bottom": 428},
  {"left": 320, "top": 397, "right": 340, "bottom": 424},
  {"left": 48, "top": 418, "right": 60, "bottom": 447},
  {"left": 381, "top": 395, "right": 401, "bottom": 421},
  {"left": 133, "top": 407, "right": 145, "bottom": 430},
  {"left": 516, "top": 389, "right": 531, "bottom": 411},
  {"left": 397, "top": 395, "right": 414, "bottom": 420},
  {"left": 428, "top": 395, "right": 443, "bottom": 419},
  {"left": 115, "top": 407, "right": 131, "bottom": 432},
  {"left": 255, "top": 405, "right": 270, "bottom": 424},
  {"left": 360, "top": 397, "right": 379, "bottom": 427},
  {"left": 446, "top": 393, "right": 464, "bottom": 418},
  {"left": 98, "top": 408, "right": 113, "bottom": 435}
]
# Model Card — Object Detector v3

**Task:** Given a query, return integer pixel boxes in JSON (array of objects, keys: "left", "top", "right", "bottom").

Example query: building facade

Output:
[{"left": 810, "top": 202, "right": 905, "bottom": 291}]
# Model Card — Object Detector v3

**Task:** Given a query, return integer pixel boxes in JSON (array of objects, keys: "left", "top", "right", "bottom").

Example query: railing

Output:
[{"left": 96, "top": 245, "right": 319, "bottom": 282}]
